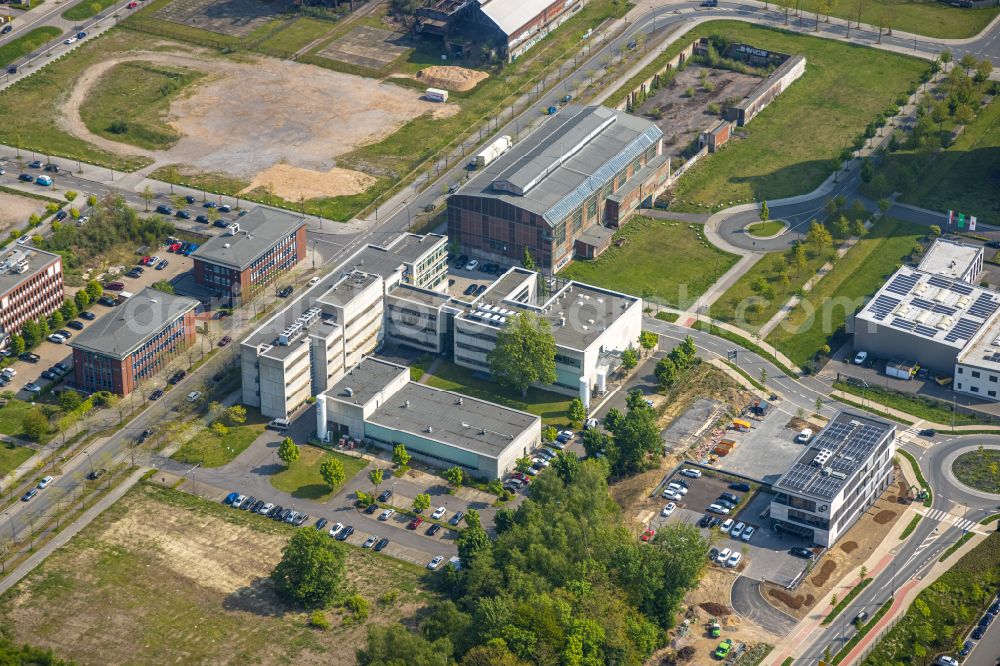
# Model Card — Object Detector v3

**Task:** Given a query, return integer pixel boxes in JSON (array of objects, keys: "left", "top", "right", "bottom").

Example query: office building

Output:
[
  {"left": 771, "top": 411, "right": 895, "bottom": 547},
  {"left": 69, "top": 288, "right": 199, "bottom": 396},
  {"left": 320, "top": 357, "right": 540, "bottom": 479},
  {"left": 916, "top": 237, "right": 983, "bottom": 284},
  {"left": 0, "top": 246, "right": 63, "bottom": 343}
]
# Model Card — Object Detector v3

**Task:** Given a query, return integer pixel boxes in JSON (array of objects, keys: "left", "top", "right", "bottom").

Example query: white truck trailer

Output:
[
  {"left": 425, "top": 88, "right": 449, "bottom": 102},
  {"left": 471, "top": 135, "right": 513, "bottom": 169}
]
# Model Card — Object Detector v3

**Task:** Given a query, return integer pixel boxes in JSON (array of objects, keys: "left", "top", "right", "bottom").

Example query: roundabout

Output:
[
  {"left": 951, "top": 446, "right": 1000, "bottom": 496},
  {"left": 922, "top": 438, "right": 1000, "bottom": 508}
]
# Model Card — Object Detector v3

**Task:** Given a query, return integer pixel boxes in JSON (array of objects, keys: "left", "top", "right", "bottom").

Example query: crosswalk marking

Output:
[{"left": 923, "top": 508, "right": 978, "bottom": 532}]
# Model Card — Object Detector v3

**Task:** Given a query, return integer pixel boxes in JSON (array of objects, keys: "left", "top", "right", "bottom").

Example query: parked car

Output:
[
  {"left": 731, "top": 522, "right": 745, "bottom": 539},
  {"left": 168, "top": 370, "right": 186, "bottom": 384},
  {"left": 156, "top": 260, "right": 169, "bottom": 270},
  {"left": 17, "top": 174, "right": 34, "bottom": 183},
  {"left": 218, "top": 336, "right": 232, "bottom": 347},
  {"left": 18, "top": 352, "right": 39, "bottom": 363},
  {"left": 277, "top": 286, "right": 293, "bottom": 298},
  {"left": 720, "top": 519, "right": 735, "bottom": 534},
  {"left": 187, "top": 390, "right": 202, "bottom": 402},
  {"left": 667, "top": 482, "right": 687, "bottom": 496},
  {"left": 377, "top": 490, "right": 393, "bottom": 502},
  {"left": 741, "top": 526, "right": 755, "bottom": 542},
  {"left": 315, "top": 518, "right": 328, "bottom": 530},
  {"left": 853, "top": 351, "right": 868, "bottom": 365},
  {"left": 21, "top": 488, "right": 38, "bottom": 502},
  {"left": 715, "top": 547, "right": 731, "bottom": 564},
  {"left": 223, "top": 492, "right": 239, "bottom": 505},
  {"left": 427, "top": 555, "right": 444, "bottom": 570},
  {"left": 726, "top": 552, "right": 742, "bottom": 568},
  {"left": 336, "top": 525, "right": 354, "bottom": 541},
  {"left": 379, "top": 509, "right": 395, "bottom": 521},
  {"left": 449, "top": 511, "right": 465, "bottom": 526},
  {"left": 729, "top": 482, "right": 751, "bottom": 492},
  {"left": 790, "top": 547, "right": 815, "bottom": 559},
  {"left": 149, "top": 389, "right": 164, "bottom": 400},
  {"left": 720, "top": 492, "right": 740, "bottom": 503},
  {"left": 918, "top": 428, "right": 936, "bottom": 437},
  {"left": 38, "top": 475, "right": 54, "bottom": 489},
  {"left": 66, "top": 320, "right": 84, "bottom": 330},
  {"left": 427, "top": 523, "right": 442, "bottom": 536},
  {"left": 465, "top": 259, "right": 479, "bottom": 271},
  {"left": 640, "top": 528, "right": 656, "bottom": 542},
  {"left": 328, "top": 523, "right": 344, "bottom": 537},
  {"left": 708, "top": 503, "right": 730, "bottom": 515},
  {"left": 680, "top": 468, "right": 702, "bottom": 478},
  {"left": 195, "top": 214, "right": 209, "bottom": 224},
  {"left": 661, "top": 488, "right": 680, "bottom": 500},
  {"left": 175, "top": 210, "right": 191, "bottom": 220},
  {"left": 431, "top": 506, "right": 447, "bottom": 520},
  {"left": 79, "top": 311, "right": 96, "bottom": 320},
  {"left": 155, "top": 204, "right": 173, "bottom": 215},
  {"left": 87, "top": 468, "right": 106, "bottom": 480},
  {"left": 373, "top": 538, "right": 389, "bottom": 552},
  {"left": 661, "top": 502, "right": 676, "bottom": 517},
  {"left": 363, "top": 535, "right": 378, "bottom": 548},
  {"left": 407, "top": 517, "right": 423, "bottom": 529},
  {"left": 698, "top": 514, "right": 713, "bottom": 528}
]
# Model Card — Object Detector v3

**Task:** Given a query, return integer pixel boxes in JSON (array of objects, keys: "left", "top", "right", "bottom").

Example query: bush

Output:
[
  {"left": 309, "top": 610, "right": 330, "bottom": 630},
  {"left": 344, "top": 594, "right": 369, "bottom": 623}
]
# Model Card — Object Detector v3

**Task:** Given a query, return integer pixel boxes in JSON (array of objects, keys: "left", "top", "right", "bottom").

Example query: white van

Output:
[{"left": 267, "top": 418, "right": 290, "bottom": 430}]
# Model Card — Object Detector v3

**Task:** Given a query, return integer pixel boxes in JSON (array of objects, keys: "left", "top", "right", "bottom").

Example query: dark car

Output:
[
  {"left": 448, "top": 511, "right": 465, "bottom": 526},
  {"left": 214, "top": 219, "right": 228, "bottom": 228},
  {"left": 463, "top": 284, "right": 478, "bottom": 296},
  {"left": 315, "top": 517, "right": 328, "bottom": 530},
  {"left": 252, "top": 499, "right": 266, "bottom": 513},
  {"left": 790, "top": 547, "right": 815, "bottom": 559},
  {"left": 104, "top": 281, "right": 125, "bottom": 290},
  {"left": 698, "top": 514, "right": 713, "bottom": 528},
  {"left": 1, "top": 24, "right": 12, "bottom": 35},
  {"left": 979, "top": 613, "right": 995, "bottom": 627},
  {"left": 987, "top": 240, "right": 1000, "bottom": 249},
  {"left": 474, "top": 284, "right": 487, "bottom": 296},
  {"left": 959, "top": 640, "right": 973, "bottom": 656},
  {"left": 195, "top": 214, "right": 209, "bottom": 224},
  {"left": 277, "top": 286, "right": 293, "bottom": 298},
  {"left": 373, "top": 538, "right": 389, "bottom": 552},
  {"left": 728, "top": 482, "right": 751, "bottom": 492},
  {"left": 66, "top": 319, "right": 85, "bottom": 330},
  {"left": 268, "top": 505, "right": 283, "bottom": 518},
  {"left": 79, "top": 311, "right": 96, "bottom": 320},
  {"left": 218, "top": 335, "right": 232, "bottom": 347},
  {"left": 41, "top": 370, "right": 58, "bottom": 381},
  {"left": 19, "top": 352, "right": 39, "bottom": 363},
  {"left": 377, "top": 490, "right": 392, "bottom": 502},
  {"left": 28, "top": 160, "right": 42, "bottom": 169},
  {"left": 203, "top": 201, "right": 217, "bottom": 208},
  {"left": 918, "top": 428, "right": 936, "bottom": 437},
  {"left": 241, "top": 496, "right": 257, "bottom": 510},
  {"left": 277, "top": 508, "right": 291, "bottom": 522},
  {"left": 55, "top": 209, "right": 68, "bottom": 221},
  {"left": 336, "top": 525, "right": 354, "bottom": 540},
  {"left": 156, "top": 260, "right": 168, "bottom": 270},
  {"left": 364, "top": 503, "right": 379, "bottom": 515},
  {"left": 990, "top": 600, "right": 1000, "bottom": 615},
  {"left": 56, "top": 329, "right": 72, "bottom": 339},
  {"left": 55, "top": 362, "right": 71, "bottom": 373},
  {"left": 168, "top": 370, "right": 186, "bottom": 384},
  {"left": 44, "top": 163, "right": 60, "bottom": 173},
  {"left": 18, "top": 174, "right": 34, "bottom": 182},
  {"left": 184, "top": 195, "right": 196, "bottom": 204},
  {"left": 175, "top": 210, "right": 191, "bottom": 220},
  {"left": 21, "top": 488, "right": 38, "bottom": 502},
  {"left": 126, "top": 270, "right": 142, "bottom": 279},
  {"left": 971, "top": 625, "right": 986, "bottom": 640},
  {"left": 149, "top": 389, "right": 164, "bottom": 401},
  {"left": 426, "top": 523, "right": 441, "bottom": 536},
  {"left": 854, "top": 610, "right": 869, "bottom": 624},
  {"left": 76, "top": 31, "right": 87, "bottom": 39},
  {"left": 219, "top": 204, "right": 232, "bottom": 213},
  {"left": 155, "top": 204, "right": 173, "bottom": 215},
  {"left": 87, "top": 468, "right": 106, "bottom": 480},
  {"left": 224, "top": 492, "right": 239, "bottom": 505},
  {"left": 720, "top": 492, "right": 740, "bottom": 503},
  {"left": 138, "top": 429, "right": 154, "bottom": 443}
]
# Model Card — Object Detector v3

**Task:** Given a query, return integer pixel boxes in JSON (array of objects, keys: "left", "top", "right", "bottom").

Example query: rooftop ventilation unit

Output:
[
  {"left": 298, "top": 307, "right": 322, "bottom": 328},
  {"left": 813, "top": 448, "right": 834, "bottom": 467},
  {"left": 830, "top": 470, "right": 848, "bottom": 480},
  {"left": 226, "top": 223, "right": 240, "bottom": 236},
  {"left": 277, "top": 321, "right": 303, "bottom": 346},
  {"left": 344, "top": 387, "right": 354, "bottom": 397}
]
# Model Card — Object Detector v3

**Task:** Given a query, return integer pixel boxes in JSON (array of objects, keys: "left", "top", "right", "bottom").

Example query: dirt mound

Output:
[
  {"left": 768, "top": 588, "right": 805, "bottom": 609},
  {"left": 417, "top": 65, "right": 489, "bottom": 92},
  {"left": 240, "top": 163, "right": 376, "bottom": 201},
  {"left": 839, "top": 540, "right": 859, "bottom": 553},
  {"left": 699, "top": 602, "right": 731, "bottom": 616},
  {"left": 809, "top": 559, "right": 837, "bottom": 587},
  {"left": 874, "top": 510, "right": 896, "bottom": 524}
]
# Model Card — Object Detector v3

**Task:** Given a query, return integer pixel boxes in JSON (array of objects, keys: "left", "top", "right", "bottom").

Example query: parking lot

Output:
[{"left": 715, "top": 407, "right": 819, "bottom": 485}]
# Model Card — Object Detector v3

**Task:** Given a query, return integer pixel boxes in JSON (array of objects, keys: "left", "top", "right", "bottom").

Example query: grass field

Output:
[
  {"left": 897, "top": 97, "right": 1000, "bottom": 226},
  {"left": 0, "top": 26, "right": 61, "bottom": 68},
  {"left": 0, "top": 29, "right": 154, "bottom": 170},
  {"left": 80, "top": 61, "right": 206, "bottom": 151},
  {"left": 62, "top": 0, "right": 117, "bottom": 21},
  {"left": 823, "top": 0, "right": 1000, "bottom": 39},
  {"left": 746, "top": 220, "right": 785, "bottom": 237},
  {"left": 0, "top": 398, "right": 44, "bottom": 440},
  {"left": 710, "top": 247, "right": 833, "bottom": 332},
  {"left": 257, "top": 16, "right": 335, "bottom": 55},
  {"left": 126, "top": 0, "right": 292, "bottom": 49},
  {"left": 833, "top": 381, "right": 991, "bottom": 426},
  {"left": 270, "top": 445, "right": 367, "bottom": 500},
  {"left": 423, "top": 360, "right": 574, "bottom": 427},
  {"left": 767, "top": 218, "right": 924, "bottom": 365},
  {"left": 0, "top": 441, "right": 33, "bottom": 477},
  {"left": 625, "top": 21, "right": 928, "bottom": 208},
  {"left": 0, "top": 482, "right": 438, "bottom": 664},
  {"left": 171, "top": 420, "right": 267, "bottom": 467},
  {"left": 952, "top": 449, "right": 1000, "bottom": 494},
  {"left": 560, "top": 217, "right": 739, "bottom": 309}
]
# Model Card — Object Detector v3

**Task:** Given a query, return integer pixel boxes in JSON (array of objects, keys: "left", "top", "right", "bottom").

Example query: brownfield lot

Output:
[
  {"left": 0, "top": 190, "right": 48, "bottom": 233},
  {"left": 154, "top": 0, "right": 287, "bottom": 38},
  {"left": 0, "top": 483, "right": 438, "bottom": 665}
]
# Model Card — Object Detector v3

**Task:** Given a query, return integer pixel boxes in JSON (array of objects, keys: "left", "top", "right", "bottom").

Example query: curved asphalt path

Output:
[{"left": 732, "top": 575, "right": 798, "bottom": 637}]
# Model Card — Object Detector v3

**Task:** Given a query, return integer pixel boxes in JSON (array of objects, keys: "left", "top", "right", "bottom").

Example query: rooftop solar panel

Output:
[
  {"left": 886, "top": 272, "right": 919, "bottom": 296},
  {"left": 868, "top": 294, "right": 901, "bottom": 321},
  {"left": 890, "top": 318, "right": 915, "bottom": 331},
  {"left": 945, "top": 317, "right": 982, "bottom": 343},
  {"left": 914, "top": 324, "right": 938, "bottom": 337},
  {"left": 969, "top": 294, "right": 999, "bottom": 319}
]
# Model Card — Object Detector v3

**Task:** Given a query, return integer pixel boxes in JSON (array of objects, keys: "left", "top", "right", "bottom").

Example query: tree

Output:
[
  {"left": 542, "top": 425, "right": 558, "bottom": 442},
  {"left": 603, "top": 407, "right": 624, "bottom": 432},
  {"left": 522, "top": 248, "right": 535, "bottom": 270},
  {"left": 59, "top": 300, "right": 78, "bottom": 320},
  {"left": 816, "top": 396, "right": 824, "bottom": 414},
  {"left": 224, "top": 405, "right": 247, "bottom": 426},
  {"left": 940, "top": 49, "right": 952, "bottom": 71},
  {"left": 358, "top": 624, "right": 452, "bottom": 666},
  {"left": 48, "top": 311, "right": 64, "bottom": 330},
  {"left": 58, "top": 389, "right": 82, "bottom": 412},
  {"left": 621, "top": 346, "right": 638, "bottom": 371},
  {"left": 834, "top": 215, "right": 851, "bottom": 238},
  {"left": 320, "top": 457, "right": 346, "bottom": 490},
  {"left": 515, "top": 456, "right": 533, "bottom": 473},
  {"left": 141, "top": 185, "right": 154, "bottom": 212},
  {"left": 759, "top": 200, "right": 769, "bottom": 223},
  {"left": 551, "top": 451, "right": 581, "bottom": 485},
  {"left": 954, "top": 104, "right": 975, "bottom": 126},
  {"left": 412, "top": 493, "right": 431, "bottom": 513},
  {"left": 9, "top": 335, "right": 24, "bottom": 356},
  {"left": 278, "top": 437, "right": 300, "bottom": 465},
  {"left": 654, "top": 356, "right": 678, "bottom": 388},
  {"left": 271, "top": 529, "right": 346, "bottom": 608},
  {"left": 64, "top": 190, "right": 78, "bottom": 202},
  {"left": 759, "top": 368, "right": 767, "bottom": 387},
  {"left": 444, "top": 466, "right": 464, "bottom": 489},
  {"left": 974, "top": 59, "right": 993, "bottom": 85},
  {"left": 392, "top": 443, "right": 411, "bottom": 470},
  {"left": 568, "top": 398, "right": 587, "bottom": 426},
  {"left": 959, "top": 53, "right": 978, "bottom": 74},
  {"left": 606, "top": 390, "right": 661, "bottom": 476},
  {"left": 638, "top": 331, "right": 657, "bottom": 352},
  {"left": 806, "top": 221, "right": 833, "bottom": 256},
  {"left": 487, "top": 312, "right": 557, "bottom": 396},
  {"left": 928, "top": 225, "right": 942, "bottom": 237},
  {"left": 791, "top": 242, "right": 807, "bottom": 273},
  {"left": 368, "top": 467, "right": 385, "bottom": 497},
  {"left": 22, "top": 409, "right": 49, "bottom": 441},
  {"left": 860, "top": 157, "right": 874, "bottom": 183},
  {"left": 74, "top": 289, "right": 91, "bottom": 311},
  {"left": 210, "top": 422, "right": 229, "bottom": 438},
  {"left": 85, "top": 280, "right": 103, "bottom": 301}
]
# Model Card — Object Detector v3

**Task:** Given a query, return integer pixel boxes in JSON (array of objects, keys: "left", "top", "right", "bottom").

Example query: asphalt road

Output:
[{"left": 732, "top": 575, "right": 798, "bottom": 636}]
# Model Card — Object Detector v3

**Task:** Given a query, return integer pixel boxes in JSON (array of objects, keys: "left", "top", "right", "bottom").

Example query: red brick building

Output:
[
  {"left": 70, "top": 289, "right": 199, "bottom": 396},
  {"left": 192, "top": 208, "right": 307, "bottom": 303},
  {"left": 0, "top": 247, "right": 64, "bottom": 342}
]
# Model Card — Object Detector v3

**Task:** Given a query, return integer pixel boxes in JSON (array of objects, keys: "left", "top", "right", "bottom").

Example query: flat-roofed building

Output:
[
  {"left": 0, "top": 245, "right": 63, "bottom": 343},
  {"left": 771, "top": 411, "right": 895, "bottom": 547},
  {"left": 69, "top": 288, "right": 198, "bottom": 396},
  {"left": 448, "top": 105, "right": 669, "bottom": 271},
  {"left": 917, "top": 238, "right": 983, "bottom": 284},
  {"left": 321, "top": 357, "right": 540, "bottom": 478},
  {"left": 192, "top": 208, "right": 307, "bottom": 301}
]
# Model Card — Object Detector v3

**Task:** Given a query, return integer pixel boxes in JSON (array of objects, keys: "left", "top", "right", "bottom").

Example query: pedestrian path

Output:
[{"left": 919, "top": 507, "right": 981, "bottom": 533}]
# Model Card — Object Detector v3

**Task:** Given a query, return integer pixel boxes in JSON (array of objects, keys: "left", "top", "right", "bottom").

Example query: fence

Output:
[{"left": 845, "top": 611, "right": 902, "bottom": 665}]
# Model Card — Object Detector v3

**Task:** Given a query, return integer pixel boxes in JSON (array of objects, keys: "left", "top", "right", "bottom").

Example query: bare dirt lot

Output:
[
  {"left": 155, "top": 0, "right": 285, "bottom": 38},
  {"left": 58, "top": 46, "right": 459, "bottom": 200},
  {"left": 636, "top": 64, "right": 761, "bottom": 158},
  {"left": 320, "top": 25, "right": 411, "bottom": 71},
  {"left": 0, "top": 190, "right": 47, "bottom": 233},
  {"left": 0, "top": 483, "right": 436, "bottom": 665}
]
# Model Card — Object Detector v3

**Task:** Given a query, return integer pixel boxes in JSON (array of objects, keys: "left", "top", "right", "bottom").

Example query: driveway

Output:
[{"left": 731, "top": 575, "right": 797, "bottom": 637}]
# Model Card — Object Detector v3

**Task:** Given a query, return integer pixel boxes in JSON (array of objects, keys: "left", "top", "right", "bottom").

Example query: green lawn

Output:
[
  {"left": 636, "top": 21, "right": 929, "bottom": 208},
  {"left": 833, "top": 381, "right": 991, "bottom": 426},
  {"left": 422, "top": 360, "right": 574, "bottom": 427},
  {"left": 746, "top": 220, "right": 785, "bottom": 237},
  {"left": 862, "top": 533, "right": 1000, "bottom": 665},
  {"left": 0, "top": 398, "right": 42, "bottom": 439},
  {"left": 823, "top": 0, "right": 1000, "bottom": 39},
  {"left": 80, "top": 61, "right": 206, "bottom": 151},
  {"left": 952, "top": 449, "right": 1000, "bottom": 494},
  {"left": 896, "top": 96, "right": 1000, "bottom": 226},
  {"left": 560, "top": 217, "right": 739, "bottom": 309},
  {"left": 709, "top": 247, "right": 833, "bottom": 333},
  {"left": 766, "top": 218, "right": 924, "bottom": 365},
  {"left": 0, "top": 29, "right": 154, "bottom": 170},
  {"left": 0, "top": 441, "right": 34, "bottom": 477},
  {"left": 256, "top": 16, "right": 336, "bottom": 56},
  {"left": 0, "top": 26, "right": 61, "bottom": 68},
  {"left": 270, "top": 445, "right": 366, "bottom": 500},
  {"left": 62, "top": 0, "right": 117, "bottom": 21},
  {"left": 171, "top": 422, "right": 267, "bottom": 467}
]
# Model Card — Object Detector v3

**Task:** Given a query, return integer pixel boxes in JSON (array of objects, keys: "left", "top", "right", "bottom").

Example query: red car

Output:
[
  {"left": 127, "top": 1, "right": 138, "bottom": 7},
  {"left": 407, "top": 517, "right": 423, "bottom": 530},
  {"left": 105, "top": 281, "right": 124, "bottom": 291},
  {"left": 640, "top": 528, "right": 656, "bottom": 543},
  {"left": 169, "top": 243, "right": 182, "bottom": 253},
  {"left": 141, "top": 255, "right": 151, "bottom": 265},
  {"left": 218, "top": 335, "right": 232, "bottom": 347},
  {"left": 511, "top": 472, "right": 530, "bottom": 483}
]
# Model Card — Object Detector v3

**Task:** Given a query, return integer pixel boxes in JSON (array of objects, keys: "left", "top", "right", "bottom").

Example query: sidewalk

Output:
[
  {"left": 676, "top": 313, "right": 804, "bottom": 375},
  {"left": 829, "top": 389, "right": 1000, "bottom": 433}
]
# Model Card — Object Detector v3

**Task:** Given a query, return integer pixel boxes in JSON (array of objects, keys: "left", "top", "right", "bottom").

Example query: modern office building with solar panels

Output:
[{"left": 771, "top": 411, "right": 896, "bottom": 547}]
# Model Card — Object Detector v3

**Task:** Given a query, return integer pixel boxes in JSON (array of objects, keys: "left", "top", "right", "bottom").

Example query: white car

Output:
[
  {"left": 148, "top": 255, "right": 160, "bottom": 264},
  {"left": 727, "top": 552, "right": 743, "bottom": 568},
  {"left": 363, "top": 535, "right": 378, "bottom": 548},
  {"left": 258, "top": 502, "right": 274, "bottom": 515},
  {"left": 796, "top": 428, "right": 813, "bottom": 443},
  {"left": 680, "top": 468, "right": 702, "bottom": 478},
  {"left": 709, "top": 503, "right": 730, "bottom": 515},
  {"left": 854, "top": 350, "right": 868, "bottom": 365},
  {"left": 17, "top": 235, "right": 30, "bottom": 244},
  {"left": 662, "top": 488, "right": 680, "bottom": 500},
  {"left": 2, "top": 368, "right": 16, "bottom": 378},
  {"left": 716, "top": 547, "right": 732, "bottom": 564},
  {"left": 720, "top": 518, "right": 734, "bottom": 534},
  {"left": 379, "top": 509, "right": 395, "bottom": 521},
  {"left": 741, "top": 526, "right": 755, "bottom": 542},
  {"left": 731, "top": 522, "right": 745, "bottom": 539},
  {"left": 524, "top": 466, "right": 539, "bottom": 476},
  {"left": 667, "top": 482, "right": 688, "bottom": 496},
  {"left": 661, "top": 502, "right": 676, "bottom": 517},
  {"left": 48, "top": 334, "right": 66, "bottom": 344},
  {"left": 465, "top": 259, "right": 479, "bottom": 271},
  {"left": 63, "top": 37, "right": 78, "bottom": 45},
  {"left": 328, "top": 522, "right": 344, "bottom": 537},
  {"left": 431, "top": 507, "right": 447, "bottom": 520},
  {"left": 427, "top": 555, "right": 444, "bottom": 570},
  {"left": 38, "top": 475, "right": 53, "bottom": 489},
  {"left": 532, "top": 457, "right": 550, "bottom": 468},
  {"left": 584, "top": 418, "right": 598, "bottom": 430},
  {"left": 187, "top": 391, "right": 202, "bottom": 402}
]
